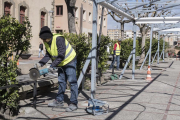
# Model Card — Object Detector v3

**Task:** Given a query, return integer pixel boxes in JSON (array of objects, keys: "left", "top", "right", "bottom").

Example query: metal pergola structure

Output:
[{"left": 77, "top": 0, "right": 180, "bottom": 99}]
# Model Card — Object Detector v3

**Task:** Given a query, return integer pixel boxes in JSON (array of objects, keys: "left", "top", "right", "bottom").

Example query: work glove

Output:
[{"left": 35, "top": 63, "right": 42, "bottom": 68}]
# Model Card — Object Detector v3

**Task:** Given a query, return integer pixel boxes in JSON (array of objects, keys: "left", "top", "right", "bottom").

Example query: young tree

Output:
[{"left": 65, "top": 0, "right": 77, "bottom": 34}]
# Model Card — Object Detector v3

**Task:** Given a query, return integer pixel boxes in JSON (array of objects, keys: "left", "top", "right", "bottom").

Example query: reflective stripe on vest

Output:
[
  {"left": 44, "top": 34, "right": 76, "bottom": 66},
  {"left": 115, "top": 43, "right": 121, "bottom": 55}
]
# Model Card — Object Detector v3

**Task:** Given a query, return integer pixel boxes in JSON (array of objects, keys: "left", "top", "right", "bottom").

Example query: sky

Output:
[{"left": 107, "top": 14, "right": 133, "bottom": 30}]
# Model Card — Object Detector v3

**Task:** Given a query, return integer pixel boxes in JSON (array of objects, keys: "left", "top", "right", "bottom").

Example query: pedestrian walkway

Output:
[{"left": 10, "top": 59, "right": 180, "bottom": 120}]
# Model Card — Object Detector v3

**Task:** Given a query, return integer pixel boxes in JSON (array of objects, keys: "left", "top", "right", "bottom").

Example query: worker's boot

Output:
[{"left": 48, "top": 99, "right": 64, "bottom": 107}]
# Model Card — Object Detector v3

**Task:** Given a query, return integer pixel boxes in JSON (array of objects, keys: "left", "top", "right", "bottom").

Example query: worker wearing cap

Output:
[
  {"left": 36, "top": 26, "right": 78, "bottom": 112},
  {"left": 109, "top": 39, "right": 122, "bottom": 70}
]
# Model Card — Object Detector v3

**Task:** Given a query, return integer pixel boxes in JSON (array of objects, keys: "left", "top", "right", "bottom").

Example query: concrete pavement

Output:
[{"left": 8, "top": 58, "right": 180, "bottom": 120}]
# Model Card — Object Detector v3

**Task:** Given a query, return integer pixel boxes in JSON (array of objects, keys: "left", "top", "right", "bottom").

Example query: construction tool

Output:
[
  {"left": 29, "top": 64, "right": 57, "bottom": 80},
  {"left": 86, "top": 99, "right": 109, "bottom": 116}
]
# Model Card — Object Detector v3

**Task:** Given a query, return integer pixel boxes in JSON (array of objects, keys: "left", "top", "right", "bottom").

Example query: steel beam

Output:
[
  {"left": 135, "top": 17, "right": 180, "bottom": 24},
  {"left": 99, "top": 1, "right": 134, "bottom": 20}
]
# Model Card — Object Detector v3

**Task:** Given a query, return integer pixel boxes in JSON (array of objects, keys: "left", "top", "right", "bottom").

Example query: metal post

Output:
[
  {"left": 163, "top": 36, "right": 165, "bottom": 62},
  {"left": 160, "top": 50, "right": 163, "bottom": 59},
  {"left": 91, "top": 0, "right": 97, "bottom": 99},
  {"left": 132, "top": 22, "right": 137, "bottom": 80},
  {"left": 151, "top": 50, "right": 157, "bottom": 64},
  {"left": 33, "top": 80, "right": 37, "bottom": 109},
  {"left": 96, "top": 7, "right": 104, "bottom": 84},
  {"left": 80, "top": 4, "right": 83, "bottom": 34},
  {"left": 157, "top": 33, "right": 160, "bottom": 64},
  {"left": 119, "top": 51, "right": 133, "bottom": 79},
  {"left": 140, "top": 49, "right": 150, "bottom": 70},
  {"left": 149, "top": 25, "right": 153, "bottom": 66},
  {"left": 77, "top": 53, "right": 91, "bottom": 88}
]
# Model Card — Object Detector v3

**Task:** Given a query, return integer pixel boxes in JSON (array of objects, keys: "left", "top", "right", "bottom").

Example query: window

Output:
[
  {"left": 83, "top": 10, "right": 86, "bottom": 21},
  {"left": 56, "top": 6, "right": 63, "bottom": 15},
  {"left": 56, "top": 30, "right": 63, "bottom": 34},
  {"left": 4, "top": 2, "right": 11, "bottom": 15},
  {"left": 41, "top": 12, "right": 46, "bottom": 28},
  {"left": 75, "top": 7, "right": 78, "bottom": 18},
  {"left": 99, "top": 16, "right": 101, "bottom": 25},
  {"left": 89, "top": 12, "right": 92, "bottom": 22},
  {"left": 103, "top": 18, "right": 106, "bottom": 27},
  {"left": 20, "top": 6, "right": 26, "bottom": 24}
]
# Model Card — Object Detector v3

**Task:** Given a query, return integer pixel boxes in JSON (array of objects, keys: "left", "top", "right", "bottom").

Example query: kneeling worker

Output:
[{"left": 36, "top": 26, "right": 78, "bottom": 112}]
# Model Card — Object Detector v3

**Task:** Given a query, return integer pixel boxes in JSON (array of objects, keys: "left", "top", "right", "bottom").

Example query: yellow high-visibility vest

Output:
[
  {"left": 44, "top": 33, "right": 76, "bottom": 66},
  {"left": 115, "top": 43, "right": 121, "bottom": 55}
]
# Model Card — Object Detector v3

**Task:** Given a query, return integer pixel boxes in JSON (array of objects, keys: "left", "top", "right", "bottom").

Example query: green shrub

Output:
[{"left": 0, "top": 15, "right": 32, "bottom": 115}]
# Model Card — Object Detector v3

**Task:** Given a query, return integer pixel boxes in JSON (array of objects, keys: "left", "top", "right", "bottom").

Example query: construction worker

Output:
[
  {"left": 109, "top": 39, "right": 122, "bottom": 70},
  {"left": 36, "top": 26, "right": 78, "bottom": 112}
]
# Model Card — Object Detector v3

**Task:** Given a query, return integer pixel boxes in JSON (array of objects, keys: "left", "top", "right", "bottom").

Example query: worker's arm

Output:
[
  {"left": 50, "top": 36, "right": 66, "bottom": 67},
  {"left": 38, "top": 50, "right": 51, "bottom": 66},
  {"left": 113, "top": 43, "right": 117, "bottom": 55}
]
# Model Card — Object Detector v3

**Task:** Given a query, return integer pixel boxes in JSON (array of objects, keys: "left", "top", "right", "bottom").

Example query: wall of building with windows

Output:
[
  {"left": 0, "top": 0, "right": 53, "bottom": 55},
  {"left": 54, "top": 0, "right": 107, "bottom": 36}
]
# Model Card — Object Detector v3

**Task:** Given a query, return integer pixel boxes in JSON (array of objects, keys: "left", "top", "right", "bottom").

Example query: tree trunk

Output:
[
  {"left": 138, "top": 27, "right": 146, "bottom": 64},
  {"left": 121, "top": 22, "right": 124, "bottom": 40},
  {"left": 65, "top": 0, "right": 77, "bottom": 34}
]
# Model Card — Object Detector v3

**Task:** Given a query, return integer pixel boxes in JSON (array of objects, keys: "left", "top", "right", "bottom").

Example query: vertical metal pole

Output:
[
  {"left": 163, "top": 36, "right": 165, "bottom": 62},
  {"left": 80, "top": 4, "right": 83, "bottom": 34},
  {"left": 119, "top": 51, "right": 133, "bottom": 79},
  {"left": 33, "top": 80, "right": 37, "bottom": 109},
  {"left": 132, "top": 22, "right": 137, "bottom": 80},
  {"left": 96, "top": 7, "right": 104, "bottom": 83},
  {"left": 157, "top": 33, "right": 160, "bottom": 64},
  {"left": 140, "top": 49, "right": 150, "bottom": 70},
  {"left": 91, "top": 0, "right": 97, "bottom": 99},
  {"left": 149, "top": 25, "right": 153, "bottom": 66},
  {"left": 50, "top": 16, "right": 52, "bottom": 31},
  {"left": 151, "top": 50, "right": 157, "bottom": 64}
]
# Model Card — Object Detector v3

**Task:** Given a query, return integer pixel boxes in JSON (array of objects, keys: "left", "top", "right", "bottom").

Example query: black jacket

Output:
[{"left": 39, "top": 36, "right": 76, "bottom": 67}]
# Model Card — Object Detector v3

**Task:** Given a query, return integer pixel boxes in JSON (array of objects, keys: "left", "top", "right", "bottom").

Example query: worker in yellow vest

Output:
[
  {"left": 36, "top": 26, "right": 78, "bottom": 112},
  {"left": 109, "top": 39, "right": 122, "bottom": 71}
]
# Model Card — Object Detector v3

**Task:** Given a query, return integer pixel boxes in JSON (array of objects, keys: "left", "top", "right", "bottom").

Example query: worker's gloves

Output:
[
  {"left": 48, "top": 67, "right": 55, "bottom": 74},
  {"left": 35, "top": 63, "right": 42, "bottom": 68}
]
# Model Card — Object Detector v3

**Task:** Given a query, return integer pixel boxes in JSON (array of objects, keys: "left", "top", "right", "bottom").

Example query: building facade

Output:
[
  {"left": 53, "top": 0, "right": 107, "bottom": 37},
  {"left": 0, "top": 0, "right": 53, "bottom": 54},
  {"left": 107, "top": 29, "right": 121, "bottom": 40}
]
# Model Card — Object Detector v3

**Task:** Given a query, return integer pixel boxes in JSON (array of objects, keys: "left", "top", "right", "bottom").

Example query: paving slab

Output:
[{"left": 7, "top": 59, "right": 180, "bottom": 120}]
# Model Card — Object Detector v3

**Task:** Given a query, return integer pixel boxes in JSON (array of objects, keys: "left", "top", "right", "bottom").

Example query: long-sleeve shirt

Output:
[
  {"left": 114, "top": 43, "right": 121, "bottom": 50},
  {"left": 38, "top": 36, "right": 66, "bottom": 67}
]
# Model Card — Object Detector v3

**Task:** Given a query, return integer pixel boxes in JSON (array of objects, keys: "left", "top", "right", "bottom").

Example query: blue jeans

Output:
[
  {"left": 109, "top": 55, "right": 120, "bottom": 69},
  {"left": 56, "top": 59, "right": 78, "bottom": 105}
]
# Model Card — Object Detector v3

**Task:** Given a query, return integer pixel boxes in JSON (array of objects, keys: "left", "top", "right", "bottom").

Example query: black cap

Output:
[
  {"left": 118, "top": 39, "right": 122, "bottom": 42},
  {"left": 39, "top": 26, "right": 53, "bottom": 39}
]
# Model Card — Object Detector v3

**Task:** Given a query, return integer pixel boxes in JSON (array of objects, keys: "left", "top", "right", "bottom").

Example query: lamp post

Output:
[{"left": 48, "top": 10, "right": 54, "bottom": 31}]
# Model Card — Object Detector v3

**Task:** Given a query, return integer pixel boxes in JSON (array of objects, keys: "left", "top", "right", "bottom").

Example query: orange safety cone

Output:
[
  {"left": 146, "top": 65, "right": 152, "bottom": 81},
  {"left": 17, "top": 60, "right": 19, "bottom": 65}
]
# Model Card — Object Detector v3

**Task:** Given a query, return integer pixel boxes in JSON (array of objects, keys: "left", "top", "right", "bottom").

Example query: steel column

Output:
[
  {"left": 140, "top": 49, "right": 150, "bottom": 70},
  {"left": 91, "top": 0, "right": 98, "bottom": 99},
  {"left": 119, "top": 51, "right": 133, "bottom": 79},
  {"left": 157, "top": 34, "right": 160, "bottom": 64},
  {"left": 132, "top": 22, "right": 137, "bottom": 80},
  {"left": 77, "top": 53, "right": 91, "bottom": 88},
  {"left": 163, "top": 36, "right": 165, "bottom": 62},
  {"left": 149, "top": 25, "right": 153, "bottom": 66},
  {"left": 151, "top": 50, "right": 157, "bottom": 64}
]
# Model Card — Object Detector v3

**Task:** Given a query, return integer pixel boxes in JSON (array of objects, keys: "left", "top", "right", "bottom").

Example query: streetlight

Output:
[{"left": 48, "top": 10, "right": 54, "bottom": 31}]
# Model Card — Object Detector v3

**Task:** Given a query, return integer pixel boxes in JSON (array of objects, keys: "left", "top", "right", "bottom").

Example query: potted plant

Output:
[{"left": 20, "top": 49, "right": 32, "bottom": 59}]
